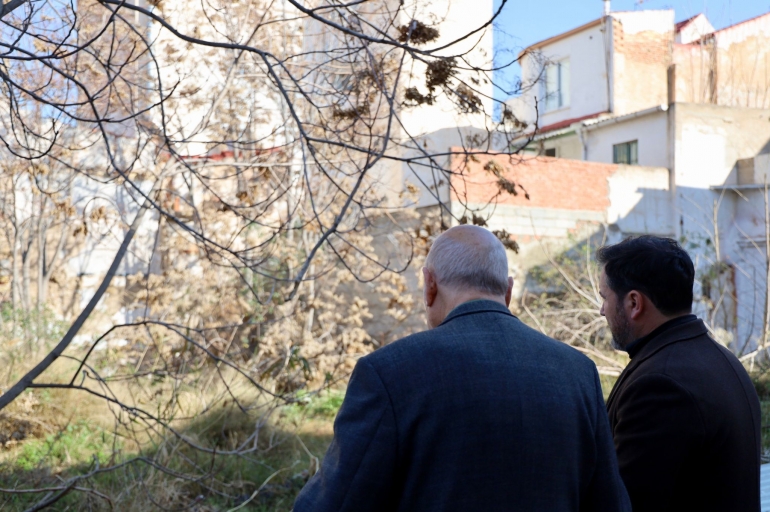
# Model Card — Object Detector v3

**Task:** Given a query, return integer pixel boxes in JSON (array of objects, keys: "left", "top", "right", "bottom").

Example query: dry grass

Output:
[{"left": 0, "top": 335, "right": 340, "bottom": 511}]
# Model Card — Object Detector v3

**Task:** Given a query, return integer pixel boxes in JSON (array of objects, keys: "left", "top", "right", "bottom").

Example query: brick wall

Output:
[
  {"left": 449, "top": 152, "right": 617, "bottom": 211},
  {"left": 612, "top": 19, "right": 673, "bottom": 115}
]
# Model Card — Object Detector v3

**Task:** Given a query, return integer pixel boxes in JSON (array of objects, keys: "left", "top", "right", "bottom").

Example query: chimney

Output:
[{"left": 603, "top": 0, "right": 611, "bottom": 16}]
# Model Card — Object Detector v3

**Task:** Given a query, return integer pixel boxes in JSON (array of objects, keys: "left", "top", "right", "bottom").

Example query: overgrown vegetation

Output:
[
  {"left": 0, "top": 380, "right": 343, "bottom": 510},
  {"left": 0, "top": 0, "right": 531, "bottom": 503}
]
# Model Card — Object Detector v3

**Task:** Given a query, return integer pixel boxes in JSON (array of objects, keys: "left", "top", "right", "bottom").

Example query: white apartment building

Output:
[{"left": 505, "top": 4, "right": 770, "bottom": 355}]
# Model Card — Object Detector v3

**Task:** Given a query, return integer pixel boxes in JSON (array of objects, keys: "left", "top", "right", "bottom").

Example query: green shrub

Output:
[{"left": 283, "top": 389, "right": 345, "bottom": 421}]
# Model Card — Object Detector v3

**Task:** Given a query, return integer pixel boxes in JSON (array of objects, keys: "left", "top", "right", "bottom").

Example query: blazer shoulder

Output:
[
  {"left": 360, "top": 328, "right": 437, "bottom": 367},
  {"left": 365, "top": 313, "right": 594, "bottom": 372}
]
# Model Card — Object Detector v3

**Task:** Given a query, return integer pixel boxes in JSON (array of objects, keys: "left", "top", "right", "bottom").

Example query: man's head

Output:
[
  {"left": 423, "top": 225, "right": 513, "bottom": 328},
  {"left": 597, "top": 236, "right": 694, "bottom": 350}
]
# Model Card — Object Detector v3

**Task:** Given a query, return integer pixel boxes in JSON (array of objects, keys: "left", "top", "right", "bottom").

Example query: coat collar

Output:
[
  {"left": 439, "top": 299, "right": 513, "bottom": 326},
  {"left": 627, "top": 316, "right": 708, "bottom": 365},
  {"left": 625, "top": 314, "right": 697, "bottom": 359},
  {"left": 607, "top": 316, "right": 708, "bottom": 409}
]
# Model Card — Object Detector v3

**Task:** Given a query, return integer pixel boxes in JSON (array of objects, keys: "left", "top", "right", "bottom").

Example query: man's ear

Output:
[
  {"left": 505, "top": 276, "right": 514, "bottom": 307},
  {"left": 423, "top": 267, "right": 438, "bottom": 308},
  {"left": 626, "top": 290, "right": 644, "bottom": 320}
]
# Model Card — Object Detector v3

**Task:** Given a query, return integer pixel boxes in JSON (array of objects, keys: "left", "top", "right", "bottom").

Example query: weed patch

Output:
[{"left": 15, "top": 421, "right": 118, "bottom": 471}]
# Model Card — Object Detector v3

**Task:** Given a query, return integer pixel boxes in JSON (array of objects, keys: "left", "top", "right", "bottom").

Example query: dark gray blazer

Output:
[{"left": 294, "top": 300, "right": 630, "bottom": 512}]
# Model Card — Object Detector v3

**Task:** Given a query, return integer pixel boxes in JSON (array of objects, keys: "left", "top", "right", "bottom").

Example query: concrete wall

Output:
[
  {"left": 673, "top": 103, "right": 770, "bottom": 248},
  {"left": 672, "top": 42, "right": 714, "bottom": 104},
  {"left": 719, "top": 188, "right": 767, "bottom": 353},
  {"left": 671, "top": 103, "right": 770, "bottom": 351},
  {"left": 714, "top": 13, "right": 770, "bottom": 109},
  {"left": 607, "top": 164, "right": 674, "bottom": 235},
  {"left": 673, "top": 13, "right": 770, "bottom": 110},
  {"left": 672, "top": 103, "right": 770, "bottom": 189},
  {"left": 585, "top": 110, "right": 669, "bottom": 167},
  {"left": 542, "top": 133, "right": 584, "bottom": 160}
]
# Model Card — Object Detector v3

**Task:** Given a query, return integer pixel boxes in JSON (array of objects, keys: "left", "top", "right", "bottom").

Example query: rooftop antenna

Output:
[{"left": 604, "top": 0, "right": 611, "bottom": 16}]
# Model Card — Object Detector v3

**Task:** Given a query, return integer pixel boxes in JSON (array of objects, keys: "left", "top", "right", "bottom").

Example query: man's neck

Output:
[
  {"left": 437, "top": 294, "right": 506, "bottom": 325},
  {"left": 446, "top": 293, "right": 506, "bottom": 313}
]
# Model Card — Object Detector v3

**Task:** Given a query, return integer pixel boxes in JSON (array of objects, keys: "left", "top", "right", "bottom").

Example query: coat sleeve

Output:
[
  {"left": 612, "top": 372, "right": 705, "bottom": 512},
  {"left": 293, "top": 358, "right": 399, "bottom": 512},
  {"left": 580, "top": 369, "right": 632, "bottom": 512}
]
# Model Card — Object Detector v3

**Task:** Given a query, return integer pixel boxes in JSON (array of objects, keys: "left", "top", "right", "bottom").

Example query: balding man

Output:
[{"left": 293, "top": 226, "right": 630, "bottom": 512}]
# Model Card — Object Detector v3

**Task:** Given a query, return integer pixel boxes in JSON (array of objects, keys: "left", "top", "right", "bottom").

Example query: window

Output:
[
  {"left": 544, "top": 148, "right": 557, "bottom": 157},
  {"left": 613, "top": 140, "right": 639, "bottom": 165},
  {"left": 542, "top": 59, "right": 570, "bottom": 111}
]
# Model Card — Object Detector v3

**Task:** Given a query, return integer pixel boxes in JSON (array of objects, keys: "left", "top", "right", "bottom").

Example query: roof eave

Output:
[{"left": 518, "top": 18, "right": 603, "bottom": 59}]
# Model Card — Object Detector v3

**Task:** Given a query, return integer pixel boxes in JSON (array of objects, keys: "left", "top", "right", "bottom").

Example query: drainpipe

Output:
[
  {"left": 577, "top": 122, "right": 588, "bottom": 161},
  {"left": 601, "top": 3, "right": 614, "bottom": 116}
]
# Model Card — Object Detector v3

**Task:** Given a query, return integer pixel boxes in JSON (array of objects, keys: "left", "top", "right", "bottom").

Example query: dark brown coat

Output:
[{"left": 607, "top": 316, "right": 761, "bottom": 512}]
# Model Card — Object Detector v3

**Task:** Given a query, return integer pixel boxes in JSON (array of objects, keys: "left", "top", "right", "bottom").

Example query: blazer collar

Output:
[
  {"left": 607, "top": 316, "right": 708, "bottom": 409},
  {"left": 439, "top": 299, "right": 513, "bottom": 326}
]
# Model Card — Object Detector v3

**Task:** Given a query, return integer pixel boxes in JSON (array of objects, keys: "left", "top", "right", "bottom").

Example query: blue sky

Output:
[{"left": 493, "top": 0, "right": 770, "bottom": 101}]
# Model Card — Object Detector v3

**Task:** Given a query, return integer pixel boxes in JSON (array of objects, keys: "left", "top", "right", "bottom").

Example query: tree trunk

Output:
[
  {"left": 37, "top": 214, "right": 45, "bottom": 312},
  {"left": 11, "top": 224, "right": 20, "bottom": 335},
  {"left": 0, "top": 192, "right": 155, "bottom": 412},
  {"left": 21, "top": 227, "right": 32, "bottom": 313}
]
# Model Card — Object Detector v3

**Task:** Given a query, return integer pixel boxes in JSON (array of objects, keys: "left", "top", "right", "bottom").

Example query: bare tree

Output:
[{"left": 0, "top": 0, "right": 538, "bottom": 507}]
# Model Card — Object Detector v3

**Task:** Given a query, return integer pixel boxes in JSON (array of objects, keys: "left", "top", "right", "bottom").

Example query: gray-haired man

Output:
[{"left": 294, "top": 225, "right": 630, "bottom": 512}]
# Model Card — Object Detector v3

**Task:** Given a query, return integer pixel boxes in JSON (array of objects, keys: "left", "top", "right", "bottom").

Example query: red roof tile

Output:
[
  {"left": 537, "top": 111, "right": 607, "bottom": 134},
  {"left": 675, "top": 14, "right": 700, "bottom": 32}
]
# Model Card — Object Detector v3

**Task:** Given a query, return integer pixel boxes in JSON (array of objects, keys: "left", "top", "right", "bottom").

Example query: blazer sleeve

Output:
[
  {"left": 293, "top": 358, "right": 399, "bottom": 512},
  {"left": 581, "top": 369, "right": 632, "bottom": 512},
  {"left": 612, "top": 372, "right": 705, "bottom": 512}
]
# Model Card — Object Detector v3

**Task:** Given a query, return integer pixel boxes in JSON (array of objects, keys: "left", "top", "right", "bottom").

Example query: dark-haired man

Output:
[{"left": 598, "top": 236, "right": 761, "bottom": 512}]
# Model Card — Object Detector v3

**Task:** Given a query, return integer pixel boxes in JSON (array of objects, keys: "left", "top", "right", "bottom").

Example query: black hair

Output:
[{"left": 596, "top": 235, "right": 694, "bottom": 315}]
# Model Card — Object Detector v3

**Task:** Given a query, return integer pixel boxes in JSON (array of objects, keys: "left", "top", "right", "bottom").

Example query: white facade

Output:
[
  {"left": 676, "top": 13, "right": 715, "bottom": 44},
  {"left": 396, "top": 0, "right": 496, "bottom": 208},
  {"left": 513, "top": 20, "right": 610, "bottom": 127},
  {"left": 503, "top": 8, "right": 770, "bottom": 354},
  {"left": 584, "top": 109, "right": 669, "bottom": 168}
]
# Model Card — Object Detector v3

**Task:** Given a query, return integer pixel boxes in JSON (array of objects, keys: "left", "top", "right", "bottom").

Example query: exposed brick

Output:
[
  {"left": 612, "top": 19, "right": 673, "bottom": 115},
  {"left": 449, "top": 152, "right": 618, "bottom": 212}
]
